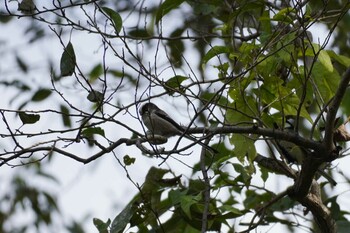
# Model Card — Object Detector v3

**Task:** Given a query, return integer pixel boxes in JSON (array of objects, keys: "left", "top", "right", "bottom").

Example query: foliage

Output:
[{"left": 1, "top": 0, "right": 350, "bottom": 232}]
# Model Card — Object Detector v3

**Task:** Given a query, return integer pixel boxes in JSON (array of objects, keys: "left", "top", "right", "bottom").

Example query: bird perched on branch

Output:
[{"left": 139, "top": 102, "right": 217, "bottom": 153}]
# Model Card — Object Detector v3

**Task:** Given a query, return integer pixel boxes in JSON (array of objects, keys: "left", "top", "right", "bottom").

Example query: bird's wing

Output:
[{"left": 154, "top": 109, "right": 184, "bottom": 132}]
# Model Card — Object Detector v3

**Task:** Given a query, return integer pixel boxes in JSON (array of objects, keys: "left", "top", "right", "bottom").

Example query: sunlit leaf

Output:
[
  {"left": 327, "top": 50, "right": 350, "bottom": 67},
  {"left": 312, "top": 61, "right": 340, "bottom": 103},
  {"left": 102, "top": 7, "right": 122, "bottom": 33},
  {"left": 319, "top": 49, "right": 333, "bottom": 72},
  {"left": 19, "top": 112, "right": 40, "bottom": 124},
  {"left": 304, "top": 44, "right": 333, "bottom": 72}
]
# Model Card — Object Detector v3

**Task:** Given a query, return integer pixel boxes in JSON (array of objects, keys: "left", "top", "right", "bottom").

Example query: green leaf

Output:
[
  {"left": 169, "top": 189, "right": 185, "bottom": 205},
  {"left": 102, "top": 7, "right": 122, "bottom": 33},
  {"left": 318, "top": 49, "right": 333, "bottom": 72},
  {"left": 202, "top": 46, "right": 230, "bottom": 64},
  {"left": 272, "top": 7, "right": 295, "bottom": 24},
  {"left": 18, "top": 0, "right": 35, "bottom": 14},
  {"left": 60, "top": 42, "right": 76, "bottom": 77},
  {"left": 230, "top": 134, "right": 256, "bottom": 162},
  {"left": 311, "top": 61, "right": 340, "bottom": 103},
  {"left": 337, "top": 220, "right": 350, "bottom": 233},
  {"left": 110, "top": 202, "right": 134, "bottom": 233},
  {"left": 167, "top": 27, "right": 185, "bottom": 68},
  {"left": 15, "top": 55, "right": 28, "bottom": 73},
  {"left": 93, "top": 218, "right": 110, "bottom": 233},
  {"left": 128, "top": 28, "right": 151, "bottom": 38},
  {"left": 82, "top": 127, "right": 105, "bottom": 138},
  {"left": 259, "top": 166, "right": 269, "bottom": 182},
  {"left": 156, "top": 0, "right": 185, "bottom": 23},
  {"left": 231, "top": 163, "right": 253, "bottom": 184},
  {"left": 87, "top": 90, "right": 104, "bottom": 103},
  {"left": 108, "top": 69, "right": 137, "bottom": 85},
  {"left": 327, "top": 50, "right": 350, "bottom": 67},
  {"left": 31, "top": 89, "right": 52, "bottom": 102},
  {"left": 19, "top": 112, "right": 40, "bottom": 124},
  {"left": 199, "top": 91, "right": 228, "bottom": 108},
  {"left": 259, "top": 10, "right": 272, "bottom": 44},
  {"left": 305, "top": 44, "right": 333, "bottom": 72},
  {"left": 89, "top": 63, "right": 103, "bottom": 82},
  {"left": 180, "top": 195, "right": 199, "bottom": 219},
  {"left": 60, "top": 105, "right": 71, "bottom": 127},
  {"left": 123, "top": 155, "right": 135, "bottom": 166},
  {"left": 164, "top": 75, "right": 187, "bottom": 94},
  {"left": 0, "top": 80, "right": 30, "bottom": 91},
  {"left": 219, "top": 205, "right": 243, "bottom": 217}
]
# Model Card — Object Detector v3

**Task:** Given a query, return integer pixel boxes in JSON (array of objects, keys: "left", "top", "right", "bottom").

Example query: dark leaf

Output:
[
  {"left": 82, "top": 127, "right": 105, "bottom": 138},
  {"left": 108, "top": 69, "right": 136, "bottom": 85},
  {"left": 164, "top": 75, "right": 187, "bottom": 94},
  {"left": 202, "top": 46, "right": 230, "bottom": 64},
  {"left": 0, "top": 80, "right": 30, "bottom": 91},
  {"left": 60, "top": 105, "right": 71, "bottom": 127},
  {"left": 16, "top": 55, "right": 28, "bottom": 73},
  {"left": 102, "top": 7, "right": 123, "bottom": 33},
  {"left": 337, "top": 220, "right": 350, "bottom": 233},
  {"left": 19, "top": 112, "right": 40, "bottom": 124},
  {"left": 156, "top": 0, "right": 185, "bottom": 23},
  {"left": 123, "top": 155, "right": 136, "bottom": 166},
  {"left": 110, "top": 202, "right": 134, "bottom": 233},
  {"left": 66, "top": 221, "right": 85, "bottom": 233},
  {"left": 60, "top": 42, "right": 76, "bottom": 77},
  {"left": 167, "top": 28, "right": 185, "bottom": 67},
  {"left": 18, "top": 0, "right": 35, "bottom": 14},
  {"left": 128, "top": 29, "right": 151, "bottom": 38},
  {"left": 87, "top": 90, "right": 104, "bottom": 103},
  {"left": 89, "top": 63, "right": 103, "bottom": 82},
  {"left": 93, "top": 218, "right": 110, "bottom": 233},
  {"left": 0, "top": 13, "right": 12, "bottom": 23},
  {"left": 31, "top": 89, "right": 52, "bottom": 102}
]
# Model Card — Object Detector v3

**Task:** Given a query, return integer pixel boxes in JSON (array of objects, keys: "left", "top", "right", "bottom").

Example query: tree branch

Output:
[{"left": 324, "top": 67, "right": 350, "bottom": 150}]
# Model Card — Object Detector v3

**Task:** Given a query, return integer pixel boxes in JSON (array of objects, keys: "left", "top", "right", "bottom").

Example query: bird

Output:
[
  {"left": 139, "top": 102, "right": 217, "bottom": 153},
  {"left": 276, "top": 123, "right": 337, "bottom": 186}
]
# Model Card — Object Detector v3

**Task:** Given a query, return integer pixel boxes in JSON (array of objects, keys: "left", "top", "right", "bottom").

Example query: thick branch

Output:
[
  {"left": 189, "top": 125, "right": 322, "bottom": 151},
  {"left": 324, "top": 67, "right": 350, "bottom": 150},
  {"left": 297, "top": 192, "right": 337, "bottom": 233}
]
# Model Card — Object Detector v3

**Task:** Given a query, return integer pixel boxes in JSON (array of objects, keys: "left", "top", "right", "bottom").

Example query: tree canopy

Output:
[{"left": 1, "top": 0, "right": 350, "bottom": 232}]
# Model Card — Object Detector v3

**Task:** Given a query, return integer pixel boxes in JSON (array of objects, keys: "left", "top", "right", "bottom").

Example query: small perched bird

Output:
[
  {"left": 139, "top": 102, "right": 217, "bottom": 153},
  {"left": 276, "top": 123, "right": 337, "bottom": 186}
]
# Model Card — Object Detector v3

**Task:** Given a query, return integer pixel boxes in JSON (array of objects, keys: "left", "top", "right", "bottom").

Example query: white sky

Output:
[{"left": 0, "top": 2, "right": 349, "bottom": 233}]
